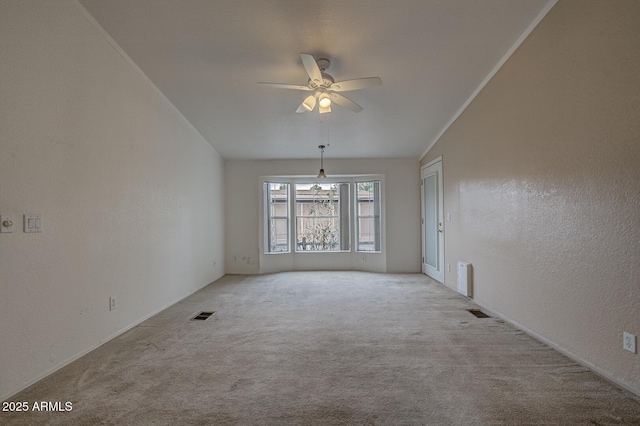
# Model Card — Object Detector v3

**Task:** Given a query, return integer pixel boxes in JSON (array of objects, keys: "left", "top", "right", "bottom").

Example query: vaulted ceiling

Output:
[{"left": 78, "top": 0, "right": 554, "bottom": 160}]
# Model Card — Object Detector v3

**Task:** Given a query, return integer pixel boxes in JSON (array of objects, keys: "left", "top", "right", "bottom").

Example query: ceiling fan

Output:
[{"left": 258, "top": 53, "right": 382, "bottom": 114}]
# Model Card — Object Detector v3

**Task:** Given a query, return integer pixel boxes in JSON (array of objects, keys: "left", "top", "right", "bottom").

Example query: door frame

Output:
[{"left": 421, "top": 156, "right": 444, "bottom": 283}]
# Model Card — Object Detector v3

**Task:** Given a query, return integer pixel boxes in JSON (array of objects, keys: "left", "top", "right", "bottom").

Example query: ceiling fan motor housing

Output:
[
  {"left": 309, "top": 73, "right": 334, "bottom": 89},
  {"left": 316, "top": 58, "right": 330, "bottom": 71},
  {"left": 308, "top": 58, "right": 334, "bottom": 88}
]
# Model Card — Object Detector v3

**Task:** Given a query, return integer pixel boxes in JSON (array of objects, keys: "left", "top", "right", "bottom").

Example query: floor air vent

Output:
[
  {"left": 467, "top": 309, "right": 491, "bottom": 318},
  {"left": 191, "top": 311, "right": 215, "bottom": 321}
]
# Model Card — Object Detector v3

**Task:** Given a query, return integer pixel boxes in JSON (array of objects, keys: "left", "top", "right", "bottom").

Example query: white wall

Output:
[
  {"left": 421, "top": 0, "right": 640, "bottom": 394},
  {"left": 0, "top": 0, "right": 225, "bottom": 400},
  {"left": 225, "top": 159, "right": 420, "bottom": 274}
]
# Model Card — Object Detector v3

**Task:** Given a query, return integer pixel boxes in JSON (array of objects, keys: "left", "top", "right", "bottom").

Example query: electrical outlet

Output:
[
  {"left": 109, "top": 296, "right": 117, "bottom": 311},
  {"left": 361, "top": 255, "right": 366, "bottom": 262},
  {"left": 447, "top": 264, "right": 450, "bottom": 272},
  {"left": 623, "top": 332, "right": 636, "bottom": 353}
]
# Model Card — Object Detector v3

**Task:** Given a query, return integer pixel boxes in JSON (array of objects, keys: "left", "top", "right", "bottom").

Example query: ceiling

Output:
[{"left": 78, "top": 0, "right": 553, "bottom": 160}]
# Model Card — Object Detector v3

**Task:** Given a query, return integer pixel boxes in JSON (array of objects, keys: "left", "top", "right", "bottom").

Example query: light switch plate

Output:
[
  {"left": 24, "top": 214, "right": 43, "bottom": 233},
  {"left": 1, "top": 215, "right": 14, "bottom": 233}
]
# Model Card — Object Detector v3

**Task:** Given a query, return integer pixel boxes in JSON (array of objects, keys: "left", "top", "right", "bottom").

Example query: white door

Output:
[{"left": 421, "top": 158, "right": 444, "bottom": 283}]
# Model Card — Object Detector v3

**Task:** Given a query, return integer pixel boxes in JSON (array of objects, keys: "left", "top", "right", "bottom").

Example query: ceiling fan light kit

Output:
[
  {"left": 318, "top": 92, "right": 331, "bottom": 108},
  {"left": 302, "top": 95, "right": 316, "bottom": 111},
  {"left": 259, "top": 53, "right": 382, "bottom": 114}
]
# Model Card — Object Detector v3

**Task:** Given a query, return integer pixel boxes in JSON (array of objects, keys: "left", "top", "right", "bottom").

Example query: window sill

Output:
[{"left": 294, "top": 250, "right": 352, "bottom": 254}]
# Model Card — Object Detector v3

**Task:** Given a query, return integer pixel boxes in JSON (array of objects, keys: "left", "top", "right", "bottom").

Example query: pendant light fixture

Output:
[{"left": 317, "top": 144, "right": 327, "bottom": 179}]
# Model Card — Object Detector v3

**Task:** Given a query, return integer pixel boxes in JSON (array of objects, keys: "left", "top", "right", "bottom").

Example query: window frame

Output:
[
  {"left": 263, "top": 181, "right": 291, "bottom": 253},
  {"left": 354, "top": 180, "right": 382, "bottom": 253},
  {"left": 294, "top": 181, "right": 350, "bottom": 253}
]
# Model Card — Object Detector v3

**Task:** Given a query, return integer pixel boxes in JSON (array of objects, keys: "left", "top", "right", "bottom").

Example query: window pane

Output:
[
  {"left": 358, "top": 217, "right": 375, "bottom": 251},
  {"left": 269, "top": 218, "right": 288, "bottom": 252},
  {"left": 295, "top": 183, "right": 345, "bottom": 251},
  {"left": 296, "top": 217, "right": 339, "bottom": 250},
  {"left": 356, "top": 181, "right": 381, "bottom": 251},
  {"left": 265, "top": 183, "right": 289, "bottom": 252}
]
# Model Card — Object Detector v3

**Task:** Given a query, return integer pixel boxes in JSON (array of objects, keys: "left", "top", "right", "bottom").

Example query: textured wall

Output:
[
  {"left": 225, "top": 159, "right": 421, "bottom": 274},
  {"left": 0, "top": 1, "right": 225, "bottom": 399},
  {"left": 422, "top": 0, "right": 640, "bottom": 394}
]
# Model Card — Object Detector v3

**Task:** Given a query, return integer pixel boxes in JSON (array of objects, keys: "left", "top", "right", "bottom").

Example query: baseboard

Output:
[
  {"left": 471, "top": 299, "right": 640, "bottom": 398},
  {"left": 1, "top": 275, "right": 223, "bottom": 402}
]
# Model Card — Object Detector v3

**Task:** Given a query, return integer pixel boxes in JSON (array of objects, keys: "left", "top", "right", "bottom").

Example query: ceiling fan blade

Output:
[
  {"left": 330, "top": 77, "right": 382, "bottom": 92},
  {"left": 300, "top": 53, "right": 324, "bottom": 86},
  {"left": 329, "top": 93, "right": 363, "bottom": 113},
  {"left": 258, "top": 82, "right": 312, "bottom": 91}
]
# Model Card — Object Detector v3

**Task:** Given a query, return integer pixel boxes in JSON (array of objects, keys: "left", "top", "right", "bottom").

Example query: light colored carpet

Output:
[{"left": 2, "top": 272, "right": 640, "bottom": 425}]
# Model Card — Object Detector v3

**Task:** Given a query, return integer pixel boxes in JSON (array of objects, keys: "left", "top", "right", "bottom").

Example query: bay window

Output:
[{"left": 263, "top": 177, "right": 382, "bottom": 254}]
